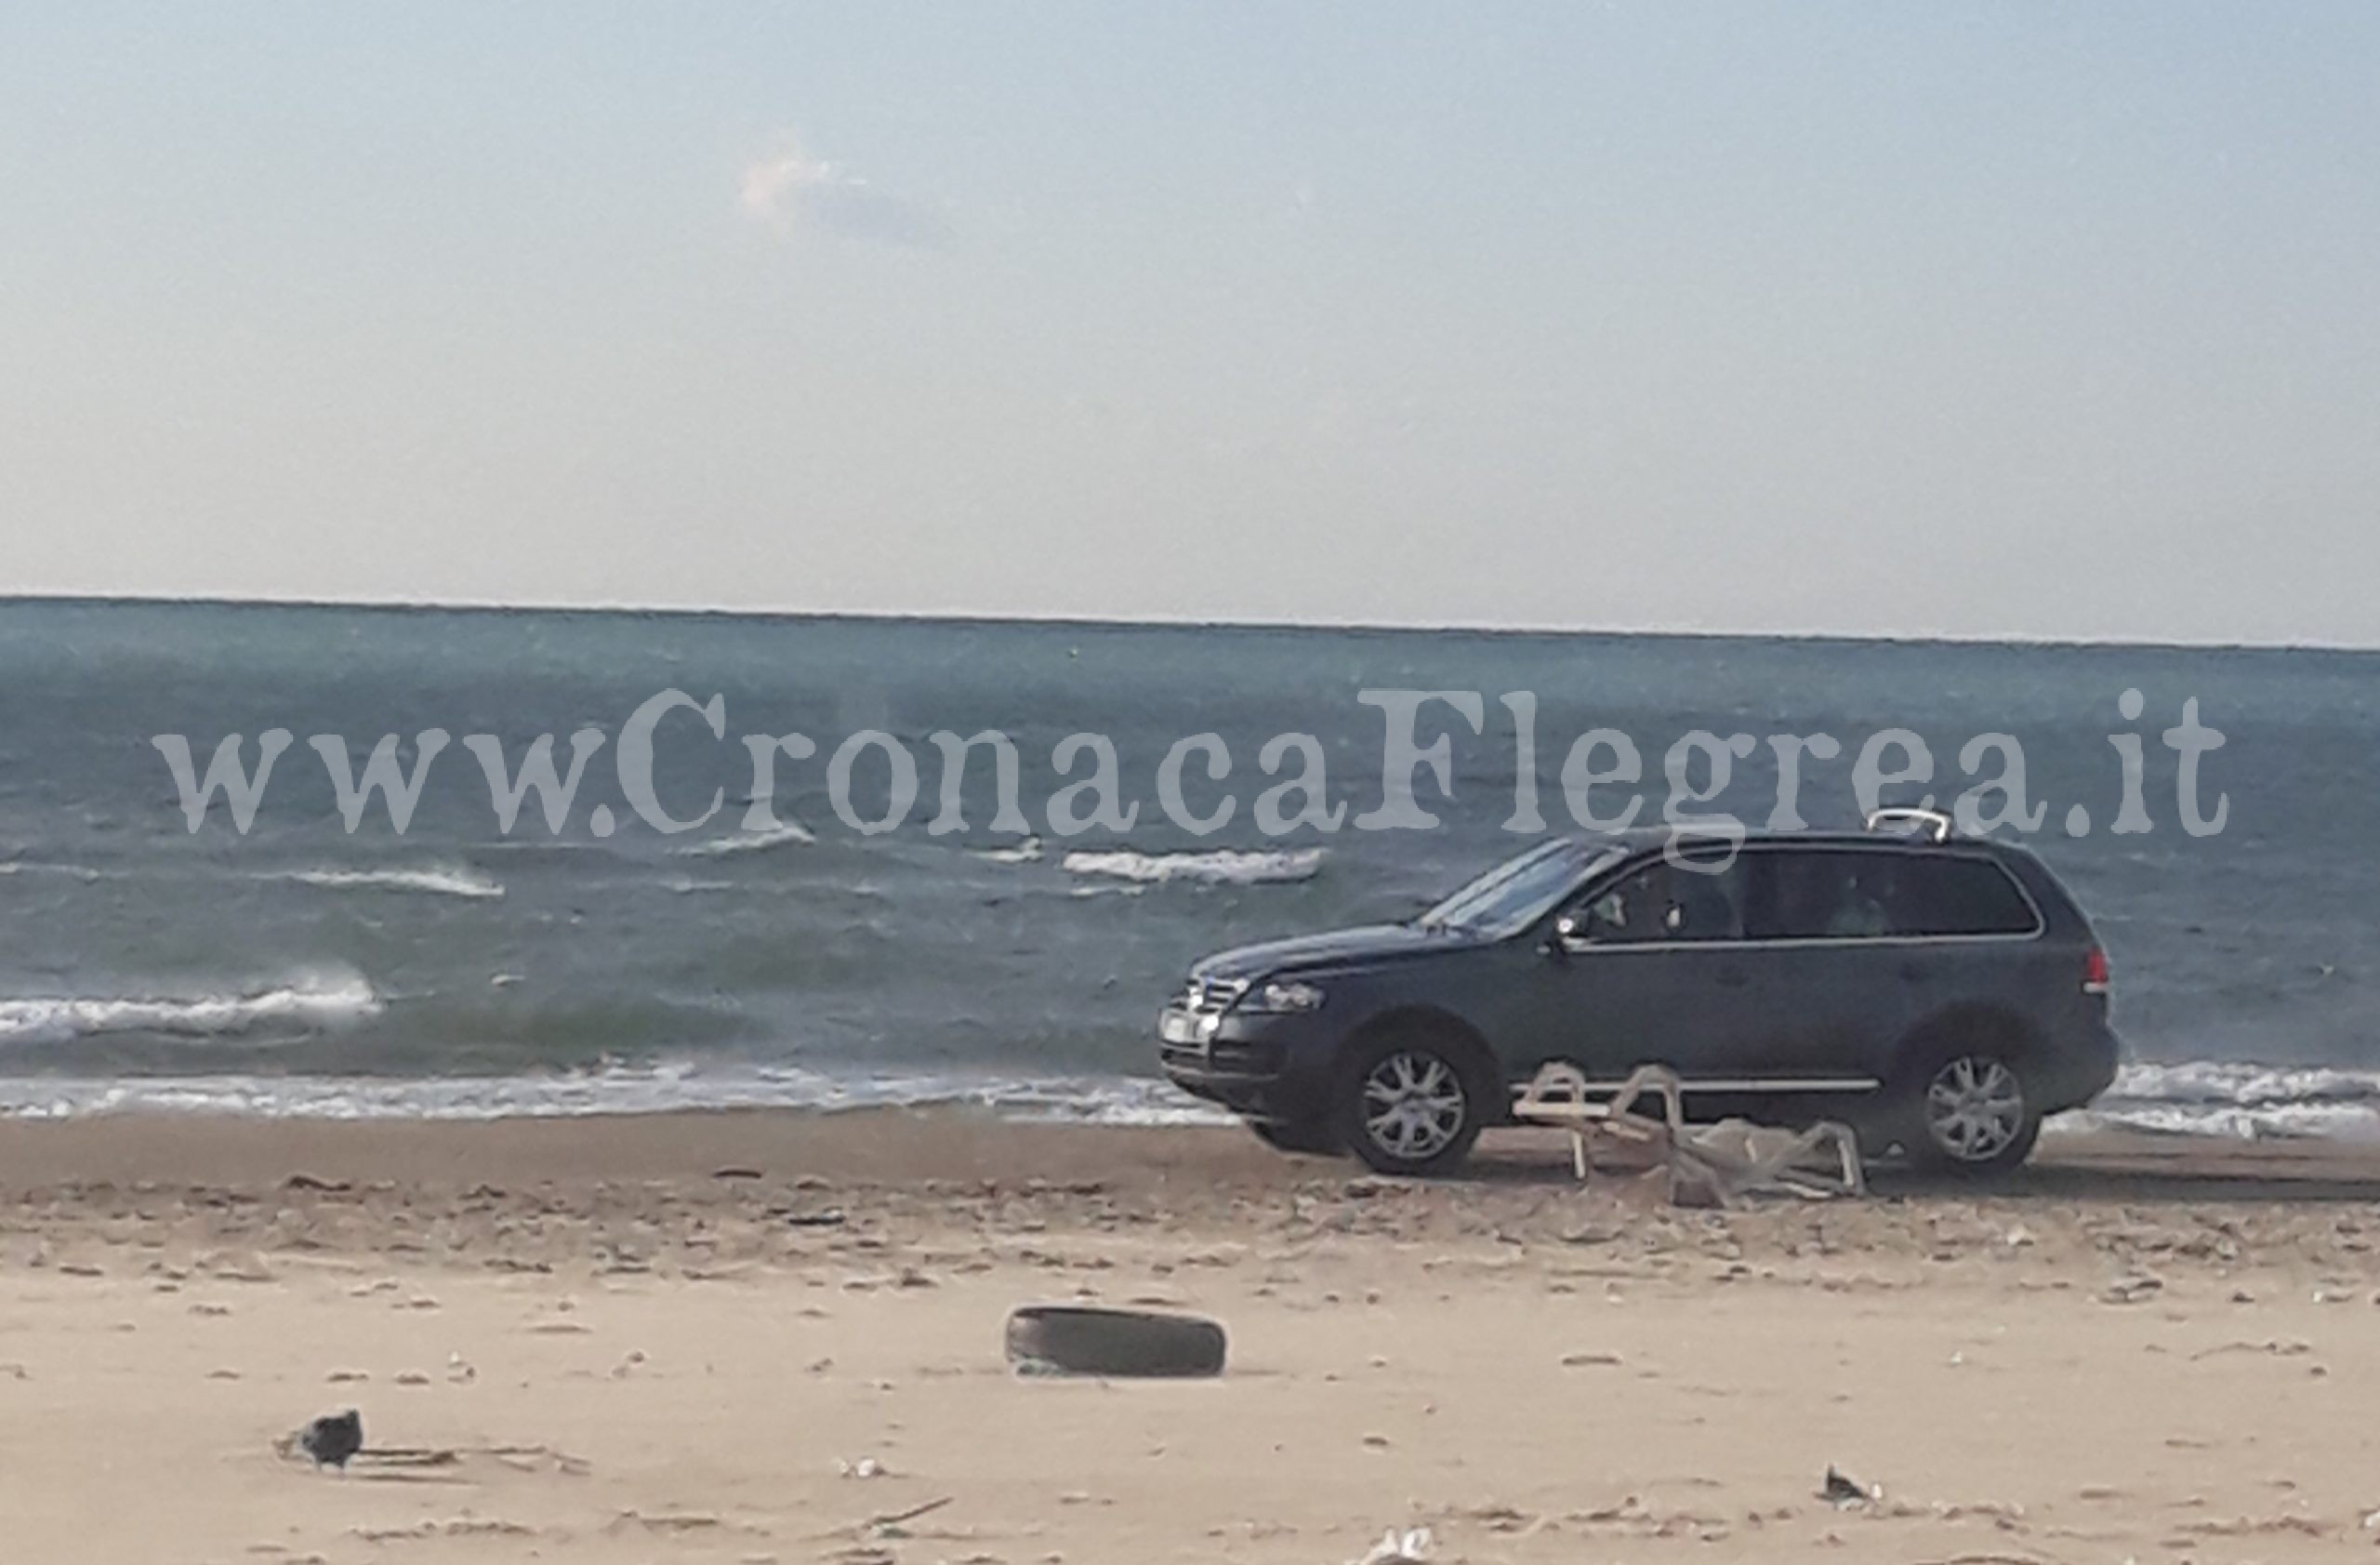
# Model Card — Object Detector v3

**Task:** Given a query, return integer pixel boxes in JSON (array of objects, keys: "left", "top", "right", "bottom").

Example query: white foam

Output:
[
  {"left": 0, "top": 1065, "right": 1235, "bottom": 1124},
  {"left": 2107, "top": 1060, "right": 2380, "bottom": 1107},
  {"left": 1063, "top": 847, "right": 1326, "bottom": 886},
  {"left": 3, "top": 861, "right": 108, "bottom": 882},
  {"left": 278, "top": 866, "right": 505, "bottom": 900},
  {"left": 972, "top": 836, "right": 1045, "bottom": 865},
  {"left": 676, "top": 822, "right": 816, "bottom": 857},
  {"left": 2068, "top": 1060, "right": 2380, "bottom": 1141},
  {"left": 0, "top": 975, "right": 385, "bottom": 1047},
  {"left": 6, "top": 1049, "right": 2379, "bottom": 1139}
]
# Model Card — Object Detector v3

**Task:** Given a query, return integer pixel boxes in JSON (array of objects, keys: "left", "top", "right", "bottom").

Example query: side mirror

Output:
[{"left": 1548, "top": 912, "right": 1585, "bottom": 954}]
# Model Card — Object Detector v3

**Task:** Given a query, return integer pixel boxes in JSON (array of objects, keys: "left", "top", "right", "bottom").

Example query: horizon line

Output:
[{"left": 0, "top": 588, "right": 2371, "bottom": 657}]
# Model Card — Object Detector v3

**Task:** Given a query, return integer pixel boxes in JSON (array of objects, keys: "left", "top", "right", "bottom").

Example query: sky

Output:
[{"left": 2, "top": 4, "right": 2375, "bottom": 645}]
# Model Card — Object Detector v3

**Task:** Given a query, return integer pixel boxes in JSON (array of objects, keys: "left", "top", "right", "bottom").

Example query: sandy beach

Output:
[{"left": 7, "top": 1112, "right": 2380, "bottom": 1564}]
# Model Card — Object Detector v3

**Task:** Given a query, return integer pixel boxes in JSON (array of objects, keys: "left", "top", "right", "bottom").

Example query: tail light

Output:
[{"left": 2083, "top": 945, "right": 2110, "bottom": 996}]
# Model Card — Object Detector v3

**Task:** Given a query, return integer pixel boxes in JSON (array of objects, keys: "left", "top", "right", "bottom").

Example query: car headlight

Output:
[{"left": 1241, "top": 978, "right": 1326, "bottom": 1014}]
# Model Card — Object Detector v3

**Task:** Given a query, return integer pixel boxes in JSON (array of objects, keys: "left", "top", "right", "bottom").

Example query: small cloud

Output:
[{"left": 739, "top": 136, "right": 949, "bottom": 250}]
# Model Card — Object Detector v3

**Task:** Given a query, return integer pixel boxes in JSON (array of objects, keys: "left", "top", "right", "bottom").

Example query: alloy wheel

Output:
[
  {"left": 1923, "top": 1054, "right": 2026, "bottom": 1163},
  {"left": 1360, "top": 1050, "right": 1468, "bottom": 1162}
]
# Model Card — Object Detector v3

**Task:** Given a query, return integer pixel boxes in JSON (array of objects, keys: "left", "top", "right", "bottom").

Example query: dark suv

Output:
[{"left": 1157, "top": 811, "right": 2119, "bottom": 1177}]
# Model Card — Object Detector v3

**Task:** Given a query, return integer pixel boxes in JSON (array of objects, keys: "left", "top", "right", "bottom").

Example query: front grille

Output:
[
  {"left": 1160, "top": 975, "right": 1253, "bottom": 1076},
  {"left": 1160, "top": 1036, "right": 1280, "bottom": 1075},
  {"left": 1185, "top": 975, "right": 1248, "bottom": 1014}
]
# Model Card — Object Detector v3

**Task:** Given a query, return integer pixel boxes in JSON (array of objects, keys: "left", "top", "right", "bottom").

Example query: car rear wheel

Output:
[
  {"left": 1898, "top": 1048, "right": 2040, "bottom": 1176},
  {"left": 1330, "top": 1029, "right": 1485, "bottom": 1177}
]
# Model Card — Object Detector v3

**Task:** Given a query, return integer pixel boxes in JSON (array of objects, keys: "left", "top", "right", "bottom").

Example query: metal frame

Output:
[
  {"left": 1864, "top": 805, "right": 1957, "bottom": 842},
  {"left": 1510, "top": 1062, "right": 1866, "bottom": 1199}
]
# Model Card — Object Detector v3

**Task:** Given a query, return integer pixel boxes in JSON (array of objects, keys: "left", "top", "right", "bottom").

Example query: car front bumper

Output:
[{"left": 1156, "top": 1004, "right": 1332, "bottom": 1121}]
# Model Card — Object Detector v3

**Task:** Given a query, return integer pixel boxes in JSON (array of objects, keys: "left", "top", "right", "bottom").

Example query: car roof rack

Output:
[{"left": 1864, "top": 806, "right": 1955, "bottom": 842}]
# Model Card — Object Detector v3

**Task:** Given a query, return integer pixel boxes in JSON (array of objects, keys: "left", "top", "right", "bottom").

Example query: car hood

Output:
[{"left": 1192, "top": 923, "right": 1472, "bottom": 983}]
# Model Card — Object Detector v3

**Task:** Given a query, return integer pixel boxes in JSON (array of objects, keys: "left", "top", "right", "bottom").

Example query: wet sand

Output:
[{"left": 5, "top": 1111, "right": 2379, "bottom": 1562}]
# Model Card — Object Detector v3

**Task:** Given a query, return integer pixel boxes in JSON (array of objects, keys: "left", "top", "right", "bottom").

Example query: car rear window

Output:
[
  {"left": 1750, "top": 849, "right": 2039, "bottom": 940},
  {"left": 1890, "top": 855, "right": 2042, "bottom": 935}
]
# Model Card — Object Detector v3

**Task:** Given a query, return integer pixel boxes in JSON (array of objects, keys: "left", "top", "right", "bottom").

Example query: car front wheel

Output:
[{"left": 1330, "top": 1030, "right": 1485, "bottom": 1177}]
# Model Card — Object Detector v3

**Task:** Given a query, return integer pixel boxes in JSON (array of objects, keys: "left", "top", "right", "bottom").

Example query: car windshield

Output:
[{"left": 1418, "top": 842, "right": 1608, "bottom": 939}]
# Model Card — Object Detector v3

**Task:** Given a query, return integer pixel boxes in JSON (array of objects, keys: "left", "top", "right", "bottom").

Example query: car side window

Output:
[
  {"left": 1749, "top": 849, "right": 2038, "bottom": 940},
  {"left": 1892, "top": 855, "right": 2042, "bottom": 936},
  {"left": 1573, "top": 856, "right": 1749, "bottom": 944},
  {"left": 1751, "top": 849, "right": 1899, "bottom": 940}
]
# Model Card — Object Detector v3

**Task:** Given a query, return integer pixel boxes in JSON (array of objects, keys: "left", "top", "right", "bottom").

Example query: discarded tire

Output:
[{"left": 1004, "top": 1305, "right": 1227, "bottom": 1378}]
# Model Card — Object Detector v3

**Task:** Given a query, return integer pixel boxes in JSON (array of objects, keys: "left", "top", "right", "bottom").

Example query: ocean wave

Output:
[
  {"left": 972, "top": 836, "right": 1045, "bottom": 866},
  {"left": 0, "top": 975, "right": 385, "bottom": 1047},
  {"left": 2, "top": 1050, "right": 2377, "bottom": 1137},
  {"left": 0, "top": 1065, "right": 1233, "bottom": 1123},
  {"left": 2106, "top": 1060, "right": 2380, "bottom": 1107},
  {"left": 1, "top": 861, "right": 109, "bottom": 882},
  {"left": 1063, "top": 847, "right": 1326, "bottom": 886},
  {"left": 276, "top": 866, "right": 505, "bottom": 900},
  {"left": 675, "top": 822, "right": 816, "bottom": 857},
  {"left": 2060, "top": 1060, "right": 2380, "bottom": 1141}
]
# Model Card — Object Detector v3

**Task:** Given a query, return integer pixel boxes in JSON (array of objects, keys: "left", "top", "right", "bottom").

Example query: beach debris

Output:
[
  {"left": 1352, "top": 1526, "right": 1433, "bottom": 1565},
  {"left": 294, "top": 1409, "right": 364, "bottom": 1470},
  {"left": 2100, "top": 1276, "right": 2163, "bottom": 1306},
  {"left": 1560, "top": 1351, "right": 1623, "bottom": 1368},
  {"left": 837, "top": 1456, "right": 885, "bottom": 1479},
  {"left": 1819, "top": 1466, "right": 1877, "bottom": 1506},
  {"left": 446, "top": 1352, "right": 477, "bottom": 1384},
  {"left": 2189, "top": 1338, "right": 2310, "bottom": 1361},
  {"left": 810, "top": 1494, "right": 954, "bottom": 1544},
  {"left": 352, "top": 1517, "right": 534, "bottom": 1542},
  {"left": 787, "top": 1208, "right": 849, "bottom": 1228},
  {"left": 609, "top": 1510, "right": 725, "bottom": 1534},
  {"left": 1005, "top": 1305, "right": 1227, "bottom": 1378},
  {"left": 197, "top": 1252, "right": 276, "bottom": 1284}
]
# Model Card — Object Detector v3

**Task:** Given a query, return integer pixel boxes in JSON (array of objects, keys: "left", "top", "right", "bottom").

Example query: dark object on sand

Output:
[
  {"left": 298, "top": 1409, "right": 364, "bottom": 1469},
  {"left": 1820, "top": 1465, "right": 1871, "bottom": 1505},
  {"left": 1005, "top": 1305, "right": 1226, "bottom": 1378},
  {"left": 785, "top": 1208, "right": 848, "bottom": 1227}
]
